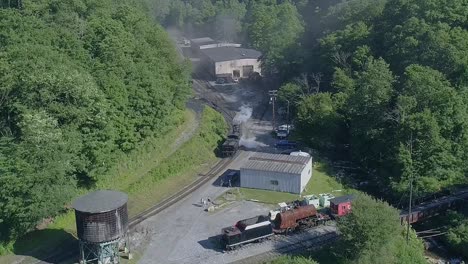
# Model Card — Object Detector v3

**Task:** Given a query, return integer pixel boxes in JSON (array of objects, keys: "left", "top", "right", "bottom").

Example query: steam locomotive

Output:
[{"left": 221, "top": 124, "right": 240, "bottom": 157}]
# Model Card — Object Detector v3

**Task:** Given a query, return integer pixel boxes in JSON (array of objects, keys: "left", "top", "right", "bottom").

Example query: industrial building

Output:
[
  {"left": 240, "top": 153, "right": 312, "bottom": 194},
  {"left": 200, "top": 46, "right": 262, "bottom": 80}
]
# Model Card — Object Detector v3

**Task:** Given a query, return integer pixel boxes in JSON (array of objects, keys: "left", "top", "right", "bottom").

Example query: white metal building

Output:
[
  {"left": 200, "top": 46, "right": 262, "bottom": 79},
  {"left": 240, "top": 153, "right": 312, "bottom": 194}
]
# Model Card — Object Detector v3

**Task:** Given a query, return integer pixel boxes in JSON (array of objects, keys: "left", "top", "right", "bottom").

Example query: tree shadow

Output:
[
  {"left": 212, "top": 169, "right": 240, "bottom": 187},
  {"left": 12, "top": 228, "right": 78, "bottom": 263}
]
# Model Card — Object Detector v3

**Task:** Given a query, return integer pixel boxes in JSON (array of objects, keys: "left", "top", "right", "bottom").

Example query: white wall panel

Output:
[{"left": 215, "top": 59, "right": 262, "bottom": 77}]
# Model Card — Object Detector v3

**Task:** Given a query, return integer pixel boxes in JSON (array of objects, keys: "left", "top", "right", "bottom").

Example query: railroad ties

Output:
[{"left": 228, "top": 225, "right": 339, "bottom": 264}]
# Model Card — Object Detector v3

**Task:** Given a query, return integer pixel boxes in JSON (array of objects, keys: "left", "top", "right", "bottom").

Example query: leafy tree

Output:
[
  {"left": 445, "top": 212, "right": 468, "bottom": 259},
  {"left": 336, "top": 56, "right": 396, "bottom": 170},
  {"left": 394, "top": 65, "right": 467, "bottom": 194},
  {"left": 296, "top": 93, "right": 342, "bottom": 149},
  {"left": 325, "top": 0, "right": 387, "bottom": 28},
  {"left": 278, "top": 83, "right": 304, "bottom": 106},
  {"left": 246, "top": 1, "right": 304, "bottom": 78},
  {"left": 336, "top": 193, "right": 426, "bottom": 263},
  {"left": 213, "top": 0, "right": 246, "bottom": 42},
  {"left": 378, "top": 0, "right": 468, "bottom": 84},
  {"left": 285, "top": 0, "right": 468, "bottom": 199},
  {"left": 269, "top": 255, "right": 318, "bottom": 264},
  {"left": 0, "top": 111, "right": 76, "bottom": 240},
  {"left": 0, "top": 0, "right": 191, "bottom": 240}
]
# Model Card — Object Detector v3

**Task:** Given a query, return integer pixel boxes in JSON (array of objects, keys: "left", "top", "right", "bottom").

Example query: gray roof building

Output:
[
  {"left": 201, "top": 47, "right": 262, "bottom": 62},
  {"left": 240, "top": 153, "right": 313, "bottom": 194},
  {"left": 242, "top": 153, "right": 310, "bottom": 174}
]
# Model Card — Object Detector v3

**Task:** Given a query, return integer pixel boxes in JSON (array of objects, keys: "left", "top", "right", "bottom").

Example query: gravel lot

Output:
[{"left": 136, "top": 149, "right": 337, "bottom": 264}]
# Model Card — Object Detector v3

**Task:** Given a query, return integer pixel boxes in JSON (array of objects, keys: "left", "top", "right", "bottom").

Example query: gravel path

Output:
[{"left": 165, "top": 100, "right": 203, "bottom": 158}]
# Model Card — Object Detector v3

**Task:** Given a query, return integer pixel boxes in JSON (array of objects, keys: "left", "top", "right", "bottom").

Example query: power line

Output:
[
  {"left": 406, "top": 132, "right": 414, "bottom": 244},
  {"left": 268, "top": 90, "right": 278, "bottom": 130}
]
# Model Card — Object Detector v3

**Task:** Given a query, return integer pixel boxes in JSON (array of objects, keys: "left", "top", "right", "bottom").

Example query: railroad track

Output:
[
  {"left": 30, "top": 43, "right": 244, "bottom": 264},
  {"left": 29, "top": 79, "right": 238, "bottom": 264},
  {"left": 231, "top": 230, "right": 339, "bottom": 264},
  {"left": 31, "top": 157, "right": 236, "bottom": 264},
  {"left": 129, "top": 154, "right": 236, "bottom": 230}
]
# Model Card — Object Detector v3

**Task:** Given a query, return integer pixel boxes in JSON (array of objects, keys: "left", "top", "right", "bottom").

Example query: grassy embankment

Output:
[
  {"left": 217, "top": 162, "right": 346, "bottom": 205},
  {"left": 0, "top": 107, "right": 226, "bottom": 260}
]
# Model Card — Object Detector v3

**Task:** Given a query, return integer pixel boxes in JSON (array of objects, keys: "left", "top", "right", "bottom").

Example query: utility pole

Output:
[
  {"left": 286, "top": 99, "right": 290, "bottom": 130},
  {"left": 406, "top": 132, "right": 414, "bottom": 244},
  {"left": 268, "top": 90, "right": 278, "bottom": 130}
]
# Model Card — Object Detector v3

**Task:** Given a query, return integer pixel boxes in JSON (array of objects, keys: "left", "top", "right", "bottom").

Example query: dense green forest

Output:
[
  {"left": 1, "top": 0, "right": 466, "bottom": 260},
  {"left": 0, "top": 0, "right": 191, "bottom": 241},
  {"left": 291, "top": 0, "right": 468, "bottom": 201},
  {"left": 150, "top": 0, "right": 468, "bottom": 199},
  {"left": 151, "top": 0, "right": 468, "bottom": 261}
]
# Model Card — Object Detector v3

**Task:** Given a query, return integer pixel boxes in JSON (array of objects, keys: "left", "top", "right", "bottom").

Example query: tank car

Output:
[
  {"left": 221, "top": 215, "right": 273, "bottom": 250},
  {"left": 273, "top": 204, "right": 329, "bottom": 233}
]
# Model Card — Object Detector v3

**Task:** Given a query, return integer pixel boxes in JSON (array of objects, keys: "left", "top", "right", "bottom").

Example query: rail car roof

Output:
[
  {"left": 241, "top": 152, "right": 311, "bottom": 175},
  {"left": 329, "top": 195, "right": 355, "bottom": 205},
  {"left": 400, "top": 188, "right": 468, "bottom": 215}
]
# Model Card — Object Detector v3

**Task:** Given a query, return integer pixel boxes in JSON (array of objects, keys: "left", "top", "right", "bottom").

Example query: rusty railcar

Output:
[{"left": 273, "top": 205, "right": 328, "bottom": 232}]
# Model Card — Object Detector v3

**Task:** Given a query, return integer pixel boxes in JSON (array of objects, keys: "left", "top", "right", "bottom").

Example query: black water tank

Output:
[{"left": 73, "top": 190, "right": 128, "bottom": 243}]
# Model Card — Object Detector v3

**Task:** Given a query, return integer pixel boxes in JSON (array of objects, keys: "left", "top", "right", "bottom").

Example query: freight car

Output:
[
  {"left": 221, "top": 215, "right": 273, "bottom": 250},
  {"left": 399, "top": 188, "right": 468, "bottom": 225}
]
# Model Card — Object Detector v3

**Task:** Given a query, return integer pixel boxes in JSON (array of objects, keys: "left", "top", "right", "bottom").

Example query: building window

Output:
[
  {"left": 233, "top": 70, "right": 240, "bottom": 78},
  {"left": 270, "top": 180, "right": 279, "bottom": 185}
]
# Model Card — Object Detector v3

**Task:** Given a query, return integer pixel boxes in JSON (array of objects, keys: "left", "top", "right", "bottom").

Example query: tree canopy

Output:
[
  {"left": 272, "top": 0, "right": 468, "bottom": 200},
  {"left": 335, "top": 194, "right": 426, "bottom": 264},
  {"left": 0, "top": 0, "right": 190, "bottom": 241}
]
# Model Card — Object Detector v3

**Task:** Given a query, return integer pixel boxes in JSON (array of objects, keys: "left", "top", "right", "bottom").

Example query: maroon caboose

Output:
[{"left": 330, "top": 195, "right": 355, "bottom": 217}]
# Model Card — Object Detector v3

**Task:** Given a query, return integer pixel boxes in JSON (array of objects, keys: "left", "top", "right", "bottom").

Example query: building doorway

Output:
[{"left": 242, "top": 65, "right": 254, "bottom": 77}]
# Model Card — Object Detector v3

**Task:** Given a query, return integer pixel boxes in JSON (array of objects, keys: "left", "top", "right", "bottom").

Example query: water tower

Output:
[{"left": 73, "top": 190, "right": 130, "bottom": 264}]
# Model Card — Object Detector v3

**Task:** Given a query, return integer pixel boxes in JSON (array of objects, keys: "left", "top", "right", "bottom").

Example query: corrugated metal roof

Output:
[
  {"left": 329, "top": 195, "right": 355, "bottom": 205},
  {"left": 241, "top": 153, "right": 311, "bottom": 175},
  {"left": 73, "top": 190, "right": 128, "bottom": 213},
  {"left": 201, "top": 47, "right": 262, "bottom": 62}
]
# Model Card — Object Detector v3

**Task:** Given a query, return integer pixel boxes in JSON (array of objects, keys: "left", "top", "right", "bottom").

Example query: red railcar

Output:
[{"left": 330, "top": 195, "right": 355, "bottom": 217}]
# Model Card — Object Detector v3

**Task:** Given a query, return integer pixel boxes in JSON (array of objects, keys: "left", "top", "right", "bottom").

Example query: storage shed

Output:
[
  {"left": 240, "top": 153, "right": 312, "bottom": 194},
  {"left": 200, "top": 46, "right": 262, "bottom": 80}
]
